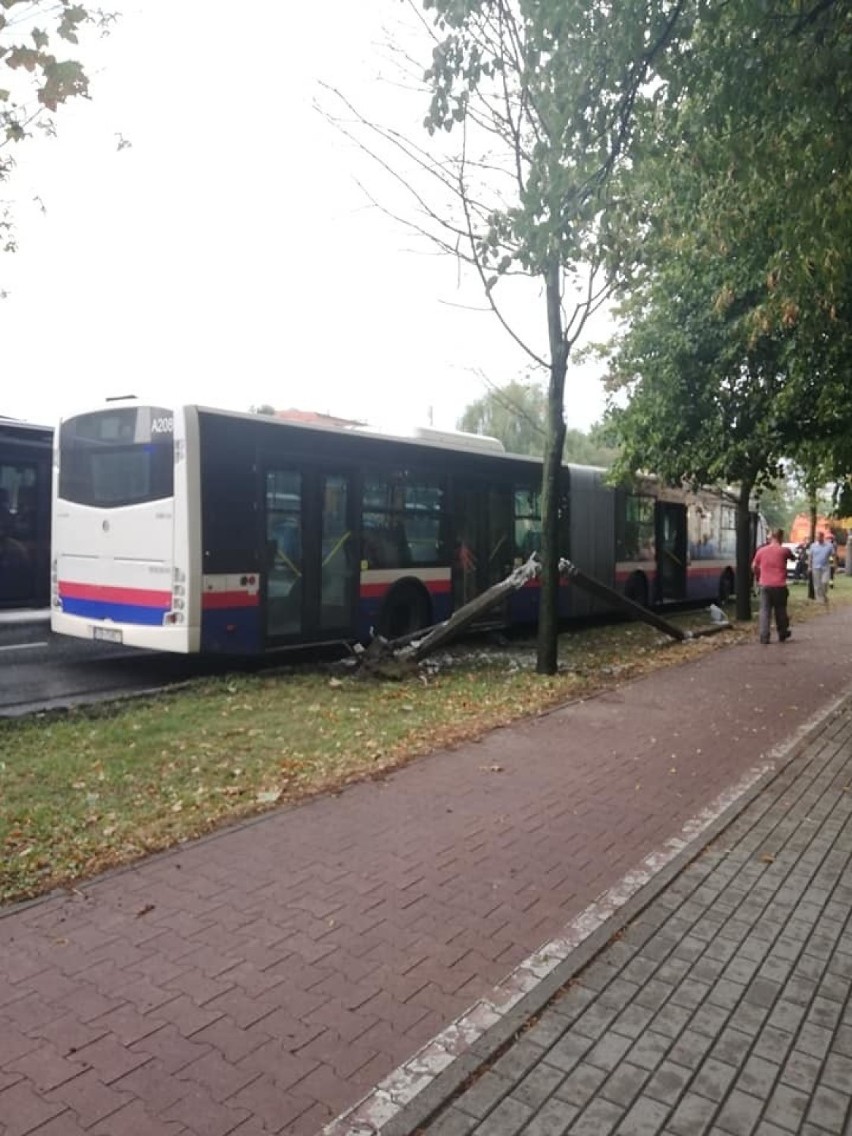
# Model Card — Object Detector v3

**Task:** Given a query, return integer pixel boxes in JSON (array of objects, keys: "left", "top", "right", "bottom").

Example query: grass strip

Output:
[{"left": 1, "top": 579, "right": 847, "bottom": 905}]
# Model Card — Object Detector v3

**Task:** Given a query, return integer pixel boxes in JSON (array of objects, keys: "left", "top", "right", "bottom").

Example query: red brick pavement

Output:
[{"left": 1, "top": 609, "right": 850, "bottom": 1135}]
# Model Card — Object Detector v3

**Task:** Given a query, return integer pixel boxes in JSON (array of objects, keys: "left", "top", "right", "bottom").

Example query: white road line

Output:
[{"left": 0, "top": 641, "right": 49, "bottom": 653}]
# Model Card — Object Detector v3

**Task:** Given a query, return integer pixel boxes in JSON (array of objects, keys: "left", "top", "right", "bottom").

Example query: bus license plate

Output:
[{"left": 93, "top": 627, "right": 123, "bottom": 644}]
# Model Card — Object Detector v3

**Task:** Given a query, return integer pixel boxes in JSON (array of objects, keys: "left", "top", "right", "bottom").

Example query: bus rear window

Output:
[{"left": 59, "top": 407, "right": 174, "bottom": 507}]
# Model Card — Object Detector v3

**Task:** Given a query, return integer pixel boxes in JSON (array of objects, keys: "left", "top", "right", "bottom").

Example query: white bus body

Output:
[{"left": 52, "top": 403, "right": 201, "bottom": 652}]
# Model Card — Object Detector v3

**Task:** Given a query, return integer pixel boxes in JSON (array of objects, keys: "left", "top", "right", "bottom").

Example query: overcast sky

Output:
[{"left": 1, "top": 0, "right": 610, "bottom": 435}]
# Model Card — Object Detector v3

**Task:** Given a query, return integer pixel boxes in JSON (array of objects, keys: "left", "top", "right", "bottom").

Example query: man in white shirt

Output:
[{"left": 809, "top": 532, "right": 833, "bottom": 605}]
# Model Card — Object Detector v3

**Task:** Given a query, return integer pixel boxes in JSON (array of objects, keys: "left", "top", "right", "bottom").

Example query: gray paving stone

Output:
[
  {"left": 672, "top": 937, "right": 709, "bottom": 966},
  {"left": 690, "top": 1002, "right": 732, "bottom": 1039},
  {"left": 795, "top": 1021, "right": 833, "bottom": 1062},
  {"left": 453, "top": 1071, "right": 513, "bottom": 1120},
  {"left": 491, "top": 1039, "right": 547, "bottom": 1083},
  {"left": 524, "top": 1013, "right": 572, "bottom": 1051},
  {"left": 724, "top": 957, "right": 762, "bottom": 986},
  {"left": 765, "top": 998, "right": 807, "bottom": 1036},
  {"left": 727, "top": 1000, "right": 770, "bottom": 1036},
  {"left": 710, "top": 1028, "right": 751, "bottom": 1068},
  {"left": 654, "top": 959, "right": 691, "bottom": 987},
  {"left": 554, "top": 1062, "right": 608, "bottom": 1108},
  {"left": 598, "top": 979, "right": 644, "bottom": 1013},
  {"left": 621, "top": 957, "right": 659, "bottom": 987},
  {"left": 805, "top": 1083, "right": 850, "bottom": 1132},
  {"left": 689, "top": 1057, "right": 738, "bottom": 1104},
  {"left": 669, "top": 978, "right": 712, "bottom": 1012},
  {"left": 472, "top": 1093, "right": 533, "bottom": 1134},
  {"left": 543, "top": 1031, "right": 594, "bottom": 1075},
  {"left": 821, "top": 1051, "right": 852, "bottom": 1094},
  {"left": 735, "top": 1054, "right": 780, "bottom": 1098},
  {"left": 756, "top": 956, "right": 794, "bottom": 985},
  {"left": 578, "top": 959, "right": 622, "bottom": 994},
  {"left": 551, "top": 985, "right": 598, "bottom": 1022},
  {"left": 511, "top": 1063, "right": 566, "bottom": 1111},
  {"left": 586, "top": 1033, "right": 634, "bottom": 1073},
  {"left": 806, "top": 994, "right": 843, "bottom": 1031},
  {"left": 570, "top": 1096, "right": 625, "bottom": 1135},
  {"left": 626, "top": 1030, "right": 671, "bottom": 1072},
  {"left": 703, "top": 938, "right": 739, "bottom": 965},
  {"left": 643, "top": 1062, "right": 692, "bottom": 1107},
  {"left": 827, "top": 949, "right": 852, "bottom": 980},
  {"left": 778, "top": 1048, "right": 821, "bottom": 1093},
  {"left": 667, "top": 1090, "right": 719, "bottom": 1136},
  {"left": 649, "top": 1003, "right": 692, "bottom": 1042},
  {"left": 615, "top": 1094, "right": 672, "bottom": 1134},
  {"left": 751, "top": 1120, "right": 795, "bottom": 1136},
  {"left": 598, "top": 1062, "right": 650, "bottom": 1110},
  {"left": 612, "top": 1003, "right": 656, "bottom": 1040},
  {"left": 712, "top": 1089, "right": 763, "bottom": 1136},
  {"left": 634, "top": 980, "right": 675, "bottom": 1015},
  {"left": 763, "top": 1081, "right": 810, "bottom": 1131},
  {"left": 751, "top": 1024, "right": 795, "bottom": 1063},
  {"left": 572, "top": 1001, "right": 620, "bottom": 1041},
  {"left": 835, "top": 1025, "right": 852, "bottom": 1057},
  {"left": 816, "top": 970, "right": 851, "bottom": 1005},
  {"left": 707, "top": 978, "right": 747, "bottom": 1012},
  {"left": 522, "top": 1097, "right": 578, "bottom": 1136},
  {"left": 667, "top": 1029, "right": 715, "bottom": 1070},
  {"left": 783, "top": 974, "right": 819, "bottom": 1006},
  {"left": 744, "top": 978, "right": 781, "bottom": 1009},
  {"left": 425, "top": 1107, "right": 478, "bottom": 1135}
]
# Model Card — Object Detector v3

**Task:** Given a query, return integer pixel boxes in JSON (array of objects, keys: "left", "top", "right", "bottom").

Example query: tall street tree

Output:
[
  {"left": 601, "top": 0, "right": 852, "bottom": 619},
  {"left": 328, "top": 0, "right": 687, "bottom": 672}
]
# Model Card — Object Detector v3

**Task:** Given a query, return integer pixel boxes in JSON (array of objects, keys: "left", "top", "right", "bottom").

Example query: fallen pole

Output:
[
  {"left": 404, "top": 558, "right": 540, "bottom": 661},
  {"left": 358, "top": 555, "right": 731, "bottom": 675},
  {"left": 557, "top": 559, "right": 731, "bottom": 641}
]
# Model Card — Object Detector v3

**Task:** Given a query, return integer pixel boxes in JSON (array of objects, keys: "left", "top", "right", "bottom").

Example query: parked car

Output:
[{"left": 783, "top": 542, "right": 808, "bottom": 581}]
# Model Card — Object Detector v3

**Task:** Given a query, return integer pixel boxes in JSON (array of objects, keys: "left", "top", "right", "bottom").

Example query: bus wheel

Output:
[
  {"left": 625, "top": 571, "right": 649, "bottom": 608},
  {"left": 718, "top": 569, "right": 735, "bottom": 605},
  {"left": 377, "top": 581, "right": 432, "bottom": 640}
]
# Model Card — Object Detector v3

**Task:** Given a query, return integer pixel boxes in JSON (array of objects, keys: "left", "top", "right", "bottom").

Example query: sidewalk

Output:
[
  {"left": 399, "top": 667, "right": 852, "bottom": 1135},
  {"left": 1, "top": 608, "right": 850, "bottom": 1136}
]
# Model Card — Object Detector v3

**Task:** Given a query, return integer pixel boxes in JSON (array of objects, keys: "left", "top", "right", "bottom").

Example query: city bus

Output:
[
  {"left": 0, "top": 417, "right": 52, "bottom": 610},
  {"left": 50, "top": 402, "right": 748, "bottom": 654}
]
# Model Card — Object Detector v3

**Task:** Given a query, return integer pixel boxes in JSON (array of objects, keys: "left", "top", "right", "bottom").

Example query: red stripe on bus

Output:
[
  {"left": 201, "top": 591, "right": 260, "bottom": 610},
  {"left": 360, "top": 579, "right": 452, "bottom": 599},
  {"left": 59, "top": 581, "right": 171, "bottom": 607}
]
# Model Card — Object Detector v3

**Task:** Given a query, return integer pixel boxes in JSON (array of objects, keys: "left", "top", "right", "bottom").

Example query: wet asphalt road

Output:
[{"left": 0, "top": 613, "right": 223, "bottom": 718}]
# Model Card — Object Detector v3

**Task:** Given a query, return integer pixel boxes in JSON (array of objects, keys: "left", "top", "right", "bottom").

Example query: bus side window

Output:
[{"left": 514, "top": 486, "right": 542, "bottom": 562}]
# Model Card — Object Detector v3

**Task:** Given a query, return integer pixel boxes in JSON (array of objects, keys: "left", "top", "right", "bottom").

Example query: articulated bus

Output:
[
  {"left": 50, "top": 402, "right": 748, "bottom": 655},
  {"left": 0, "top": 417, "right": 52, "bottom": 610}
]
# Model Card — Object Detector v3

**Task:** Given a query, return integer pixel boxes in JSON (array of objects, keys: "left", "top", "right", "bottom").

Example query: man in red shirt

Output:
[{"left": 752, "top": 528, "right": 795, "bottom": 644}]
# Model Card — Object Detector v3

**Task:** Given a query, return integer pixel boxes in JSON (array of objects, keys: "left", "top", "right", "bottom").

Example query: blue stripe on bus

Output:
[{"left": 61, "top": 597, "right": 169, "bottom": 625}]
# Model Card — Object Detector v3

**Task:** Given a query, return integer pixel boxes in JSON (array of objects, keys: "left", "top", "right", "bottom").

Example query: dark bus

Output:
[
  {"left": 51, "top": 403, "right": 745, "bottom": 654},
  {"left": 0, "top": 417, "right": 53, "bottom": 610}
]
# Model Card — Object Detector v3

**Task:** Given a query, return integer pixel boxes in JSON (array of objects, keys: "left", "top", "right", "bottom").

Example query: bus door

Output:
[
  {"left": 453, "top": 483, "right": 514, "bottom": 616},
  {"left": 0, "top": 452, "right": 49, "bottom": 608},
  {"left": 264, "top": 468, "right": 357, "bottom": 641},
  {"left": 655, "top": 501, "right": 688, "bottom": 602}
]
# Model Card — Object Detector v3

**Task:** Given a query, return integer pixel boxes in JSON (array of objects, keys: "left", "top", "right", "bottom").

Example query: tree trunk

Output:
[
  {"left": 536, "top": 263, "right": 568, "bottom": 675},
  {"left": 808, "top": 493, "right": 817, "bottom": 599},
  {"left": 735, "top": 480, "right": 754, "bottom": 622}
]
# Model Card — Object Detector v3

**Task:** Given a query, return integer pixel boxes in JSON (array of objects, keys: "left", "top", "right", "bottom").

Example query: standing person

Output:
[
  {"left": 809, "top": 531, "right": 833, "bottom": 605},
  {"left": 751, "top": 528, "right": 794, "bottom": 644}
]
